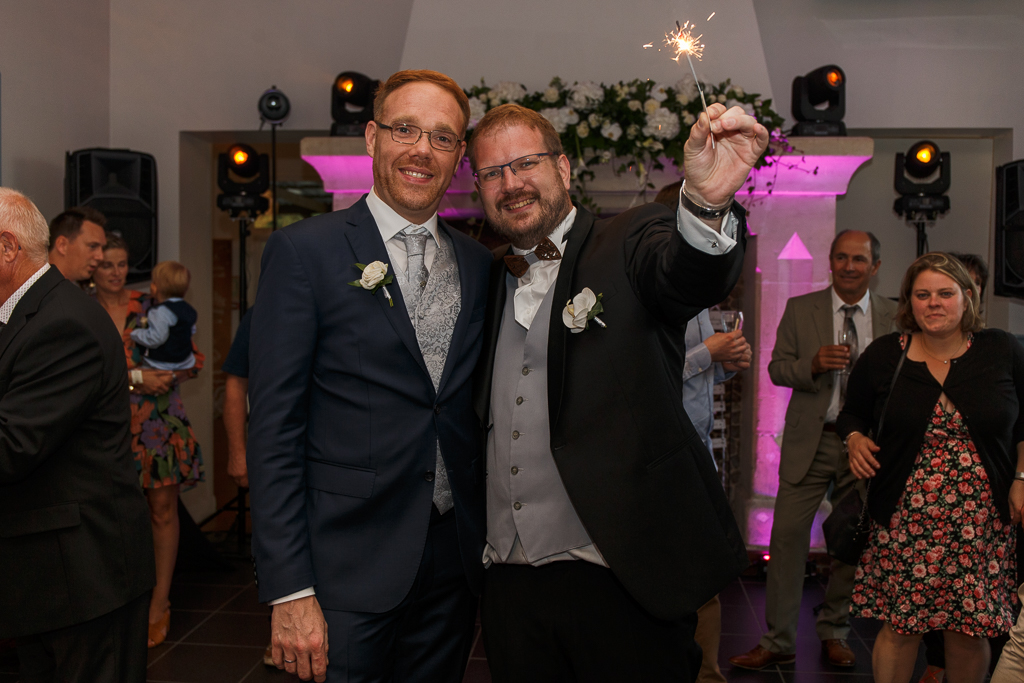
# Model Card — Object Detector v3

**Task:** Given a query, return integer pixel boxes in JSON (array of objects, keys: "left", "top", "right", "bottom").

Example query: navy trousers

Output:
[{"left": 322, "top": 508, "right": 477, "bottom": 682}]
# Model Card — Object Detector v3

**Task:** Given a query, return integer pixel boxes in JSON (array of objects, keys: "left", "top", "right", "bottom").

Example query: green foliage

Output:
[{"left": 464, "top": 76, "right": 788, "bottom": 211}]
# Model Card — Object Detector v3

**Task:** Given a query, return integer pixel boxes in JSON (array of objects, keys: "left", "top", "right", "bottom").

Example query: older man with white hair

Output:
[{"left": 0, "top": 188, "right": 155, "bottom": 683}]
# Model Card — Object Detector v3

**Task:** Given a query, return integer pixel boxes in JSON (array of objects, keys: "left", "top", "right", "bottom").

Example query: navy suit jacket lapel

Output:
[
  {"left": 342, "top": 199, "right": 430, "bottom": 382},
  {"left": 547, "top": 206, "right": 594, "bottom": 429},
  {"left": 0, "top": 267, "right": 63, "bottom": 361}
]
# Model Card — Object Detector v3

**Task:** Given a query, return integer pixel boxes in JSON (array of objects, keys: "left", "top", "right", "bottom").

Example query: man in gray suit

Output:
[{"left": 730, "top": 230, "right": 898, "bottom": 670}]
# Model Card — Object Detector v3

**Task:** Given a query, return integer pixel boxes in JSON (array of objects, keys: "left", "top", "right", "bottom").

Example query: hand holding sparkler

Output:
[{"left": 683, "top": 103, "right": 769, "bottom": 208}]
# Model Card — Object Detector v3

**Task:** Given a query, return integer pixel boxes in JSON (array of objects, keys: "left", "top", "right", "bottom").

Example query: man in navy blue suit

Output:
[{"left": 247, "top": 69, "right": 492, "bottom": 683}]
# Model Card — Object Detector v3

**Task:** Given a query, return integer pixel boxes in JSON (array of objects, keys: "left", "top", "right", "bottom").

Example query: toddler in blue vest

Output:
[{"left": 131, "top": 260, "right": 197, "bottom": 370}]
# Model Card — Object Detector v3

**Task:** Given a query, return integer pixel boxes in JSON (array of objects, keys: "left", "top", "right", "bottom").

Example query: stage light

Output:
[
  {"left": 894, "top": 140, "right": 951, "bottom": 255},
  {"left": 226, "top": 143, "right": 261, "bottom": 179},
  {"left": 258, "top": 86, "right": 290, "bottom": 125},
  {"left": 331, "top": 71, "right": 380, "bottom": 137},
  {"left": 217, "top": 143, "right": 269, "bottom": 218},
  {"left": 791, "top": 65, "right": 847, "bottom": 137}
]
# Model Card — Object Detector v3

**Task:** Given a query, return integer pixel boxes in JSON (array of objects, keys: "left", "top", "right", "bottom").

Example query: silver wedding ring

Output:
[{"left": 283, "top": 658, "right": 296, "bottom": 664}]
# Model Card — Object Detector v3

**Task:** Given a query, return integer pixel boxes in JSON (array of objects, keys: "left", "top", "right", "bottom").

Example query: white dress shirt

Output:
[
  {"left": 825, "top": 287, "right": 873, "bottom": 424},
  {"left": 0, "top": 264, "right": 50, "bottom": 323},
  {"left": 365, "top": 186, "right": 440, "bottom": 280}
]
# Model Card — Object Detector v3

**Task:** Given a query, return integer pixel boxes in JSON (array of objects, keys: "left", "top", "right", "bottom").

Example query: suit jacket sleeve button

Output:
[{"left": 425, "top": 471, "right": 435, "bottom": 482}]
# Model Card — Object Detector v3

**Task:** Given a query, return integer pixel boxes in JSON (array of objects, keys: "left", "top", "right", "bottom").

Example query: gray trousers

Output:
[
  {"left": 760, "top": 431, "right": 858, "bottom": 654},
  {"left": 991, "top": 582, "right": 1024, "bottom": 683}
]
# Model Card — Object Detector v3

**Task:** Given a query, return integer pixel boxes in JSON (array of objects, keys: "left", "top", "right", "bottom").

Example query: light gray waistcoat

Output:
[{"left": 486, "top": 274, "right": 595, "bottom": 562}]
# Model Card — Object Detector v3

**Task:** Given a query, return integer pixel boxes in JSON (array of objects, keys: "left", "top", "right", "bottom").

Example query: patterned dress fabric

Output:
[
  {"left": 107, "top": 290, "right": 205, "bottom": 489},
  {"left": 852, "top": 398, "right": 1018, "bottom": 636}
]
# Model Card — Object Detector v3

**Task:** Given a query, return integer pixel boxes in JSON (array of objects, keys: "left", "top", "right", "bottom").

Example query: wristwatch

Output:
[
  {"left": 680, "top": 180, "right": 734, "bottom": 220},
  {"left": 1014, "top": 471, "right": 1024, "bottom": 482}
]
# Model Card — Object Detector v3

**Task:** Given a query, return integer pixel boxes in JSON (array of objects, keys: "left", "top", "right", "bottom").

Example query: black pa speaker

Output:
[
  {"left": 65, "top": 148, "right": 157, "bottom": 284},
  {"left": 994, "top": 160, "right": 1024, "bottom": 298}
]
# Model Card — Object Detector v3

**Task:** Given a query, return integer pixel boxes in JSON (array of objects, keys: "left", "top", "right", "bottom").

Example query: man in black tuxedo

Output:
[
  {"left": 248, "top": 70, "right": 491, "bottom": 682},
  {"left": 0, "top": 188, "right": 155, "bottom": 682},
  {"left": 469, "top": 103, "right": 768, "bottom": 681}
]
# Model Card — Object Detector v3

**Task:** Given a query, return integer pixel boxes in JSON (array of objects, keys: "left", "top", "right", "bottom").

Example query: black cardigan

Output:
[{"left": 837, "top": 329, "right": 1024, "bottom": 525}]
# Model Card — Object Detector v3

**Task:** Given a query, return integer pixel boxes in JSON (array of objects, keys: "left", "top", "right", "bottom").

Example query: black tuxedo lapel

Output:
[
  {"left": 342, "top": 201, "right": 430, "bottom": 382},
  {"left": 0, "top": 266, "right": 64, "bottom": 361},
  {"left": 547, "top": 206, "right": 595, "bottom": 429},
  {"left": 435, "top": 221, "right": 474, "bottom": 399},
  {"left": 473, "top": 248, "right": 511, "bottom": 426}
]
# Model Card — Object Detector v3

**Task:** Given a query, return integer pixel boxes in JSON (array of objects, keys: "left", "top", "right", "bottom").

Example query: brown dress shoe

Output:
[
  {"left": 729, "top": 645, "right": 796, "bottom": 670},
  {"left": 822, "top": 639, "right": 856, "bottom": 667}
]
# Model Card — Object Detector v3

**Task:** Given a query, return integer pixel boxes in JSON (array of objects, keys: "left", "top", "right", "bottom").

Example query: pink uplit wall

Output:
[{"left": 736, "top": 137, "right": 873, "bottom": 549}]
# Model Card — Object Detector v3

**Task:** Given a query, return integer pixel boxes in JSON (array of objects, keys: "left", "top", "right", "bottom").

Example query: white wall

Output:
[
  {"left": 0, "top": 0, "right": 110, "bottom": 218},
  {"left": 752, "top": 0, "right": 1024, "bottom": 158},
  {"left": 109, "top": 0, "right": 416, "bottom": 261},
  {"left": 401, "top": 0, "right": 774, "bottom": 100}
]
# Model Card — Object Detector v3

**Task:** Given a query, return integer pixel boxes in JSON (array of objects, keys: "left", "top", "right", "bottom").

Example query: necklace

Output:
[{"left": 918, "top": 333, "right": 967, "bottom": 365}]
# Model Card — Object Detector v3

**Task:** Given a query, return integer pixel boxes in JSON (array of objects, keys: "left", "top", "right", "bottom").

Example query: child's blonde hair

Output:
[{"left": 152, "top": 260, "right": 190, "bottom": 298}]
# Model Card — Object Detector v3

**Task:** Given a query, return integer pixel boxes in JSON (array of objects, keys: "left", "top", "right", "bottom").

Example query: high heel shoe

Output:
[{"left": 147, "top": 606, "right": 170, "bottom": 648}]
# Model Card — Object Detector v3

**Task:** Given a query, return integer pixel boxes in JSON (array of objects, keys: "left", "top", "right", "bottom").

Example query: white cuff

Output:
[
  {"left": 269, "top": 587, "right": 316, "bottom": 605},
  {"left": 676, "top": 194, "right": 739, "bottom": 255}
]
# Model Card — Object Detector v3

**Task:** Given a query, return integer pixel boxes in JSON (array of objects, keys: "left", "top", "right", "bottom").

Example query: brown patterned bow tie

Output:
[{"left": 504, "top": 237, "right": 562, "bottom": 278}]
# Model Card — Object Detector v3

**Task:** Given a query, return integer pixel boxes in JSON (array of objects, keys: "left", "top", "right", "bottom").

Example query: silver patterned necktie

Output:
[
  {"left": 840, "top": 304, "right": 859, "bottom": 403},
  {"left": 396, "top": 225, "right": 453, "bottom": 514},
  {"left": 399, "top": 226, "right": 430, "bottom": 319}
]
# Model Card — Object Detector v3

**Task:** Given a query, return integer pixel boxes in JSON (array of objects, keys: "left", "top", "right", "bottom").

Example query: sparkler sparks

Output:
[
  {"left": 666, "top": 20, "right": 704, "bottom": 62},
  {"left": 664, "top": 20, "right": 715, "bottom": 148}
]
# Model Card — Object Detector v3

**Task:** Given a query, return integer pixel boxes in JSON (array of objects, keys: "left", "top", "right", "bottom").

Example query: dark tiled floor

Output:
[{"left": 0, "top": 564, "right": 926, "bottom": 682}]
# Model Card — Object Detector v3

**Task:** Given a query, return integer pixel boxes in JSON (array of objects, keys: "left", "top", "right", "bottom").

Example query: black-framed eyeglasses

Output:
[
  {"left": 375, "top": 122, "right": 461, "bottom": 152},
  {"left": 473, "top": 153, "right": 553, "bottom": 187}
]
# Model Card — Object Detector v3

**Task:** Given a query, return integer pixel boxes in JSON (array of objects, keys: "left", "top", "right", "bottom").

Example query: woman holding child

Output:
[{"left": 92, "top": 234, "right": 205, "bottom": 648}]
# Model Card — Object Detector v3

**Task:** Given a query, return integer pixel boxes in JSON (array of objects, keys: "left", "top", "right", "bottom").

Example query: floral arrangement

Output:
[{"left": 464, "top": 76, "right": 787, "bottom": 211}]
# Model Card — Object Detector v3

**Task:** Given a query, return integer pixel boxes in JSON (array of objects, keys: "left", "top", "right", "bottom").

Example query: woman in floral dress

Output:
[
  {"left": 91, "top": 235, "right": 204, "bottom": 647},
  {"left": 838, "top": 253, "right": 1024, "bottom": 683}
]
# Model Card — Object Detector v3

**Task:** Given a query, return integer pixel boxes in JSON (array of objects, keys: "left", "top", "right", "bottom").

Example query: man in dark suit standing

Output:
[
  {"left": 0, "top": 188, "right": 155, "bottom": 682},
  {"left": 248, "top": 70, "right": 491, "bottom": 683},
  {"left": 468, "top": 103, "right": 767, "bottom": 681}
]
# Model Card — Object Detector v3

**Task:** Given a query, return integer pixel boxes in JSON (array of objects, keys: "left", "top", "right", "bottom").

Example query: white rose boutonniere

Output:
[
  {"left": 562, "top": 287, "right": 606, "bottom": 333},
  {"left": 348, "top": 261, "right": 394, "bottom": 306}
]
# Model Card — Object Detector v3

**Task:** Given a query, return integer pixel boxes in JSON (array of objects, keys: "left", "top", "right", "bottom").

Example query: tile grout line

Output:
[
  {"left": 236, "top": 657, "right": 265, "bottom": 683},
  {"left": 147, "top": 582, "right": 255, "bottom": 669}
]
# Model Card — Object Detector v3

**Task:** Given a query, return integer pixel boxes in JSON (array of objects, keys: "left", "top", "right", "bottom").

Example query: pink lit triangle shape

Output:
[{"left": 778, "top": 232, "right": 813, "bottom": 260}]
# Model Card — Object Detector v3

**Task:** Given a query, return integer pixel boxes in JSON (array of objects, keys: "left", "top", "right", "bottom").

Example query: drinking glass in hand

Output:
[
  {"left": 836, "top": 327, "right": 852, "bottom": 377},
  {"left": 718, "top": 311, "right": 744, "bottom": 333}
]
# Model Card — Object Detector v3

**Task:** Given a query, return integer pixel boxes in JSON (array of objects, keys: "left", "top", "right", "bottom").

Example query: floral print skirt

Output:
[
  {"left": 851, "top": 401, "right": 1017, "bottom": 637},
  {"left": 131, "top": 387, "right": 204, "bottom": 490}
]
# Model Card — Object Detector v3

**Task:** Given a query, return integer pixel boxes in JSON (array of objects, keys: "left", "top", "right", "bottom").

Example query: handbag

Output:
[{"left": 822, "top": 336, "right": 909, "bottom": 565}]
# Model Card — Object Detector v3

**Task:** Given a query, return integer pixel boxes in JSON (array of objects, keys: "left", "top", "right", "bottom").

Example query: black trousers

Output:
[
  {"left": 321, "top": 508, "right": 477, "bottom": 682},
  {"left": 481, "top": 561, "right": 701, "bottom": 683},
  {"left": 17, "top": 589, "right": 151, "bottom": 683}
]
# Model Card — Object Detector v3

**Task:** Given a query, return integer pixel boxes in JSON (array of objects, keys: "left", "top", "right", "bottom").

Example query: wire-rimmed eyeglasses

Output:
[
  {"left": 473, "top": 153, "right": 553, "bottom": 187},
  {"left": 375, "top": 122, "right": 461, "bottom": 152}
]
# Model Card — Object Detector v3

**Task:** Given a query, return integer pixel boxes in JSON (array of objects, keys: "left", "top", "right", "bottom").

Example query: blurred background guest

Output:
[
  {"left": 47, "top": 206, "right": 107, "bottom": 282},
  {"left": 0, "top": 188, "right": 154, "bottom": 682},
  {"left": 839, "top": 252, "right": 1024, "bottom": 683},
  {"left": 91, "top": 234, "right": 206, "bottom": 648}
]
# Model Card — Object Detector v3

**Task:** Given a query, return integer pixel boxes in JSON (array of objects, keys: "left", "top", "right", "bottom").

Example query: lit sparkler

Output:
[{"left": 666, "top": 20, "right": 715, "bottom": 148}]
